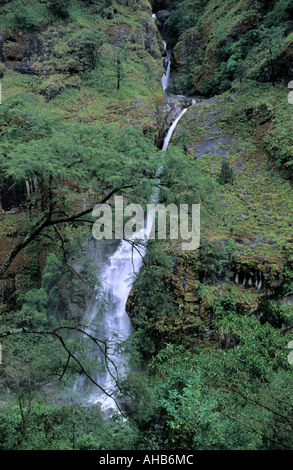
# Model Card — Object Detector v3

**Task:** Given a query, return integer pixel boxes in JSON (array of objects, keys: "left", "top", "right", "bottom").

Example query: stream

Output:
[{"left": 74, "top": 12, "right": 189, "bottom": 417}]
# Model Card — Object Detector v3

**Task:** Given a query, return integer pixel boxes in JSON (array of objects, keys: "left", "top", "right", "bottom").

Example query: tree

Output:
[
  {"left": 258, "top": 26, "right": 283, "bottom": 86},
  {"left": 9, "top": 0, "right": 39, "bottom": 30},
  {"left": 47, "top": 0, "right": 69, "bottom": 19},
  {"left": 234, "top": 60, "right": 247, "bottom": 83},
  {"left": 136, "top": 314, "right": 293, "bottom": 450},
  {"left": 197, "top": 241, "right": 229, "bottom": 282},
  {"left": 218, "top": 160, "right": 234, "bottom": 185},
  {"left": 115, "top": 48, "right": 127, "bottom": 90},
  {"left": 0, "top": 94, "right": 161, "bottom": 278},
  {"left": 286, "top": 0, "right": 293, "bottom": 19}
]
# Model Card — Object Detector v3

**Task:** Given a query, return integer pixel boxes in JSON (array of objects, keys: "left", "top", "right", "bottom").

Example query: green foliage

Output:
[
  {"left": 41, "top": 253, "right": 64, "bottom": 319},
  {"left": 47, "top": 0, "right": 69, "bottom": 19},
  {"left": 252, "top": 26, "right": 284, "bottom": 85},
  {"left": 283, "top": 262, "right": 293, "bottom": 294},
  {"left": 197, "top": 241, "right": 229, "bottom": 282},
  {"left": 155, "top": 368, "right": 263, "bottom": 449},
  {"left": 124, "top": 315, "right": 293, "bottom": 450},
  {"left": 17, "top": 287, "right": 49, "bottom": 328},
  {"left": 0, "top": 403, "right": 102, "bottom": 450},
  {"left": 5, "top": 0, "right": 40, "bottom": 30},
  {"left": 127, "top": 242, "right": 180, "bottom": 352},
  {"left": 218, "top": 160, "right": 234, "bottom": 185},
  {"left": 258, "top": 298, "right": 293, "bottom": 329},
  {"left": 0, "top": 92, "right": 161, "bottom": 222},
  {"left": 142, "top": 315, "right": 293, "bottom": 449},
  {"left": 226, "top": 236, "right": 235, "bottom": 257},
  {"left": 82, "top": 46, "right": 129, "bottom": 93},
  {"left": 213, "top": 295, "right": 237, "bottom": 320},
  {"left": 265, "top": 107, "right": 293, "bottom": 172},
  {"left": 263, "top": 0, "right": 292, "bottom": 27},
  {"left": 166, "top": 0, "right": 209, "bottom": 44},
  {"left": 159, "top": 146, "right": 216, "bottom": 206},
  {"left": 78, "top": 30, "right": 108, "bottom": 69},
  {"left": 218, "top": 313, "right": 288, "bottom": 378},
  {"left": 170, "top": 0, "right": 288, "bottom": 96}
]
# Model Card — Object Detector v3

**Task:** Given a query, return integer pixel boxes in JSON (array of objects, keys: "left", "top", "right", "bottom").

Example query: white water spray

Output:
[
  {"left": 85, "top": 211, "right": 155, "bottom": 414},
  {"left": 161, "top": 41, "right": 171, "bottom": 92}
]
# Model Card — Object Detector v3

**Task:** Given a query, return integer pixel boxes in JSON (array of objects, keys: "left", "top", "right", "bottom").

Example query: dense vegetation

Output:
[{"left": 0, "top": 0, "right": 292, "bottom": 451}]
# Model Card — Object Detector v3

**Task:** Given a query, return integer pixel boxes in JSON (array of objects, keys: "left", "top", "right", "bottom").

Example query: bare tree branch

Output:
[
  {"left": 0, "top": 325, "right": 126, "bottom": 417},
  {"left": 0, "top": 186, "right": 133, "bottom": 279}
]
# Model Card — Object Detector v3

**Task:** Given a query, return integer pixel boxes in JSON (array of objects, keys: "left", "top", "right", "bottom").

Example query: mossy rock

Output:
[
  {"left": 39, "top": 74, "right": 81, "bottom": 101},
  {"left": 173, "top": 27, "right": 201, "bottom": 67}
]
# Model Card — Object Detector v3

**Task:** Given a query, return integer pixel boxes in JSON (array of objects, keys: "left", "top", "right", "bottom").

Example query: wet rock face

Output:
[
  {"left": 272, "top": 39, "right": 293, "bottom": 83},
  {"left": 1, "top": 177, "right": 27, "bottom": 211},
  {"left": 156, "top": 9, "right": 170, "bottom": 23},
  {"left": 151, "top": 0, "right": 176, "bottom": 11},
  {"left": 155, "top": 9, "right": 170, "bottom": 39},
  {"left": 0, "top": 26, "right": 97, "bottom": 76},
  {"left": 142, "top": 19, "right": 162, "bottom": 60},
  {"left": 65, "top": 238, "right": 119, "bottom": 322},
  {"left": 106, "top": 14, "right": 161, "bottom": 56},
  {"left": 0, "top": 30, "right": 45, "bottom": 74}
]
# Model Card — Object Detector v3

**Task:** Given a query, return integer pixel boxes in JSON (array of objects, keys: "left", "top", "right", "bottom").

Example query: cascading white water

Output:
[
  {"left": 162, "top": 108, "right": 188, "bottom": 150},
  {"left": 76, "top": 12, "right": 189, "bottom": 417},
  {"left": 85, "top": 211, "right": 155, "bottom": 414},
  {"left": 160, "top": 36, "right": 188, "bottom": 148},
  {"left": 161, "top": 42, "right": 171, "bottom": 92}
]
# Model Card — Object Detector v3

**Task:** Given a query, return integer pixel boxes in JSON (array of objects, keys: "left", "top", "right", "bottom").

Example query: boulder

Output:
[
  {"left": 173, "top": 27, "right": 201, "bottom": 67},
  {"left": 39, "top": 75, "right": 81, "bottom": 101},
  {"left": 101, "top": 8, "right": 115, "bottom": 20},
  {"left": 156, "top": 9, "right": 170, "bottom": 23}
]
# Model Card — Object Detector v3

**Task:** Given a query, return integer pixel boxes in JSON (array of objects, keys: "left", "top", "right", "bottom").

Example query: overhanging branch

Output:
[
  {"left": 0, "top": 325, "right": 126, "bottom": 417},
  {"left": 0, "top": 186, "right": 133, "bottom": 279}
]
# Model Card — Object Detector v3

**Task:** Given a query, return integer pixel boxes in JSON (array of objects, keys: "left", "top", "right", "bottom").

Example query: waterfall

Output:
[
  {"left": 161, "top": 41, "right": 171, "bottom": 92},
  {"left": 84, "top": 211, "right": 154, "bottom": 415},
  {"left": 75, "top": 11, "right": 189, "bottom": 417},
  {"left": 162, "top": 108, "right": 187, "bottom": 150}
]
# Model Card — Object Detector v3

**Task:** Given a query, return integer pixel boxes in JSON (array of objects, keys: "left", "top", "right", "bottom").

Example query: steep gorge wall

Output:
[
  {"left": 163, "top": 0, "right": 293, "bottom": 96},
  {"left": 127, "top": 1, "right": 293, "bottom": 350},
  {"left": 0, "top": 0, "right": 167, "bottom": 311}
]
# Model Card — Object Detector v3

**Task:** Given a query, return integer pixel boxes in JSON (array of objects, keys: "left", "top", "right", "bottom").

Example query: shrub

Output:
[
  {"left": 218, "top": 160, "right": 234, "bottom": 185},
  {"left": 10, "top": 0, "right": 40, "bottom": 30},
  {"left": 47, "top": 0, "right": 69, "bottom": 19}
]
